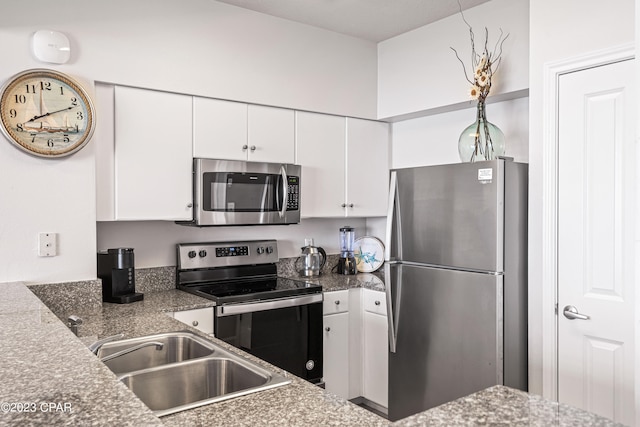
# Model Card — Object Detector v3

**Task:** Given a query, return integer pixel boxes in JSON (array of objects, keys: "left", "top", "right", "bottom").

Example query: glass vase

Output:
[{"left": 458, "top": 102, "right": 505, "bottom": 163}]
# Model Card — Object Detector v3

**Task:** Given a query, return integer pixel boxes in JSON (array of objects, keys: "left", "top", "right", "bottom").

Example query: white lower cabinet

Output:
[
  {"left": 362, "top": 289, "right": 388, "bottom": 408},
  {"left": 322, "top": 288, "right": 388, "bottom": 408},
  {"left": 323, "top": 311, "right": 350, "bottom": 398},
  {"left": 322, "top": 290, "right": 350, "bottom": 398},
  {"left": 170, "top": 307, "right": 214, "bottom": 335}
]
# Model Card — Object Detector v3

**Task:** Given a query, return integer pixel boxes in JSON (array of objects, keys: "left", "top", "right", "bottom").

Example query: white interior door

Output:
[{"left": 557, "top": 59, "right": 635, "bottom": 425}]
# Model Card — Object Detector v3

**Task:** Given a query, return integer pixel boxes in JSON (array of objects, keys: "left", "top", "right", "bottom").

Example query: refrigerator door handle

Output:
[
  {"left": 385, "top": 171, "right": 400, "bottom": 262},
  {"left": 385, "top": 264, "right": 399, "bottom": 353}
]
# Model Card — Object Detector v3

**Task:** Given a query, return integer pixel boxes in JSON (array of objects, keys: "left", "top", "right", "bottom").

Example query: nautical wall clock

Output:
[{"left": 0, "top": 69, "right": 96, "bottom": 158}]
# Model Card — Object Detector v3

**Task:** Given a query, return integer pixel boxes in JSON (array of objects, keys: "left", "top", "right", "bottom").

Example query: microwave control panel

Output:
[{"left": 287, "top": 176, "right": 300, "bottom": 211}]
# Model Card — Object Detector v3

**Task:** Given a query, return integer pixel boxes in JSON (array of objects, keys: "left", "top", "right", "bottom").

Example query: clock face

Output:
[{"left": 0, "top": 69, "right": 95, "bottom": 158}]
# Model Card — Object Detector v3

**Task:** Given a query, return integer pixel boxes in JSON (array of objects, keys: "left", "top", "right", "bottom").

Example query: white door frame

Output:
[{"left": 540, "top": 43, "right": 635, "bottom": 401}]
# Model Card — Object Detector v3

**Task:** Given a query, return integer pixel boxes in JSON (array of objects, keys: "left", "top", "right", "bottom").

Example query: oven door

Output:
[
  {"left": 214, "top": 294, "right": 323, "bottom": 383},
  {"left": 194, "top": 158, "right": 301, "bottom": 226}
]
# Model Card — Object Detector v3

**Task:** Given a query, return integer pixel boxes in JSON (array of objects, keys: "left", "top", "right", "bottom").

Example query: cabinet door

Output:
[
  {"left": 247, "top": 105, "right": 294, "bottom": 163},
  {"left": 296, "top": 111, "right": 345, "bottom": 217},
  {"left": 193, "top": 97, "right": 247, "bottom": 160},
  {"left": 323, "top": 290, "right": 349, "bottom": 314},
  {"left": 323, "top": 312, "right": 349, "bottom": 399},
  {"left": 95, "top": 83, "right": 115, "bottom": 221},
  {"left": 114, "top": 86, "right": 193, "bottom": 220},
  {"left": 346, "top": 118, "right": 390, "bottom": 217},
  {"left": 363, "top": 290, "right": 388, "bottom": 408},
  {"left": 173, "top": 307, "right": 214, "bottom": 335}
]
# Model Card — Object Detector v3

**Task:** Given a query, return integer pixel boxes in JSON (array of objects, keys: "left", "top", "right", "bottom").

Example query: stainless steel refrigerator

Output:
[{"left": 384, "top": 159, "right": 528, "bottom": 421}]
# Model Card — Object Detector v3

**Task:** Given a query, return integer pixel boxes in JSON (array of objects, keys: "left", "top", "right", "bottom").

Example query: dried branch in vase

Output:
[
  {"left": 451, "top": 1, "right": 509, "bottom": 163},
  {"left": 450, "top": 2, "right": 508, "bottom": 104}
]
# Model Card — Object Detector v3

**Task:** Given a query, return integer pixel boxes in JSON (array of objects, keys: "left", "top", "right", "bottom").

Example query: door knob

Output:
[{"left": 563, "top": 305, "right": 590, "bottom": 320}]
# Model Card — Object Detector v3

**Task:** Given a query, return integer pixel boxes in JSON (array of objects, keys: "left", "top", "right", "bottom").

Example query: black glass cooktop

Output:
[{"left": 180, "top": 276, "right": 322, "bottom": 305}]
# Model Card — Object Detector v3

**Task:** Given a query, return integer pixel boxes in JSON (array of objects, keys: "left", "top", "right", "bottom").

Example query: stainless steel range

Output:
[{"left": 176, "top": 240, "right": 323, "bottom": 384}]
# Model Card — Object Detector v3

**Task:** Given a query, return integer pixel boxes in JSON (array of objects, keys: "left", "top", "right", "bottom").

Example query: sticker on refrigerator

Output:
[{"left": 478, "top": 168, "right": 493, "bottom": 183}]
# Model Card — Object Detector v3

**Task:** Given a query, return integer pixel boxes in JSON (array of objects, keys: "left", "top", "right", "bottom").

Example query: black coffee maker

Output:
[{"left": 97, "top": 248, "right": 144, "bottom": 304}]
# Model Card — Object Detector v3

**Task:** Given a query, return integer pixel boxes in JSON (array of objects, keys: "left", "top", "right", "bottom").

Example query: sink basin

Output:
[
  {"left": 95, "top": 331, "right": 290, "bottom": 416},
  {"left": 119, "top": 357, "right": 289, "bottom": 416},
  {"left": 96, "top": 332, "right": 216, "bottom": 375}
]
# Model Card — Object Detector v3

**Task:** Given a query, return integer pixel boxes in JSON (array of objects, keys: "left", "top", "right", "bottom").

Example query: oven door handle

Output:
[{"left": 216, "top": 293, "right": 323, "bottom": 317}]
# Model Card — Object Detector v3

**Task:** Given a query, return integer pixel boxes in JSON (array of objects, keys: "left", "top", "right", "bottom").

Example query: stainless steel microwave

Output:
[{"left": 179, "top": 158, "right": 301, "bottom": 226}]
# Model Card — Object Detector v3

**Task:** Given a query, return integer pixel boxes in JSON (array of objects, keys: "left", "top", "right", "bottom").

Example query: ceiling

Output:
[{"left": 215, "top": 0, "right": 491, "bottom": 42}]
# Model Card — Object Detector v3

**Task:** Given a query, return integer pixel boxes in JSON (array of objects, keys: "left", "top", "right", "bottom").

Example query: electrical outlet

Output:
[{"left": 38, "top": 233, "right": 57, "bottom": 257}]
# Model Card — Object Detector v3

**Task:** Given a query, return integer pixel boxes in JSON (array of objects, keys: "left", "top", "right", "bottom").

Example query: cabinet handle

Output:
[
  {"left": 335, "top": 300, "right": 340, "bottom": 305},
  {"left": 250, "top": 145, "right": 256, "bottom": 151},
  {"left": 374, "top": 301, "right": 380, "bottom": 306},
  {"left": 341, "top": 203, "right": 346, "bottom": 208},
  {"left": 325, "top": 327, "right": 331, "bottom": 332},
  {"left": 187, "top": 203, "right": 193, "bottom": 208},
  {"left": 242, "top": 145, "right": 248, "bottom": 150},
  {"left": 349, "top": 203, "right": 354, "bottom": 208},
  {"left": 192, "top": 320, "right": 199, "bottom": 327}
]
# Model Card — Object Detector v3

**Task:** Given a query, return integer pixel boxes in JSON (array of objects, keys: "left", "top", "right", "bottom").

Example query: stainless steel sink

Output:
[
  {"left": 95, "top": 331, "right": 290, "bottom": 416},
  {"left": 96, "top": 332, "right": 216, "bottom": 375},
  {"left": 119, "top": 357, "right": 290, "bottom": 416}
]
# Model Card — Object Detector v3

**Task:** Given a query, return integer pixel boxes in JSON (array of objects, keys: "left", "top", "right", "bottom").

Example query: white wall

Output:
[
  {"left": 392, "top": 98, "right": 529, "bottom": 168},
  {"left": 0, "top": 0, "right": 378, "bottom": 283},
  {"left": 97, "top": 218, "right": 378, "bottom": 268},
  {"left": 378, "top": 0, "right": 528, "bottom": 119},
  {"left": 529, "top": 0, "right": 635, "bottom": 396},
  {"left": 0, "top": 1, "right": 377, "bottom": 118}
]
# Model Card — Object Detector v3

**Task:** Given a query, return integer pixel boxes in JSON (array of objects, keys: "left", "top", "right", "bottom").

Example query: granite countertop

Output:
[
  {"left": 1, "top": 269, "right": 621, "bottom": 426},
  {"left": 392, "top": 385, "right": 624, "bottom": 427},
  {"left": 3, "top": 277, "right": 387, "bottom": 426}
]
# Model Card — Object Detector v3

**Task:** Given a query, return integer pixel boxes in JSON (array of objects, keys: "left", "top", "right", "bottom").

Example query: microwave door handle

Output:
[{"left": 279, "top": 165, "right": 288, "bottom": 218}]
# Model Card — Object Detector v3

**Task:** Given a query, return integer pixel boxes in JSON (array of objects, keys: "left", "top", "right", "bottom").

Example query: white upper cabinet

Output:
[
  {"left": 247, "top": 105, "right": 295, "bottom": 164},
  {"left": 193, "top": 97, "right": 248, "bottom": 160},
  {"left": 345, "top": 118, "right": 390, "bottom": 217},
  {"left": 193, "top": 98, "right": 294, "bottom": 164},
  {"left": 296, "top": 111, "right": 346, "bottom": 217},
  {"left": 95, "top": 83, "right": 116, "bottom": 221},
  {"left": 296, "top": 112, "right": 389, "bottom": 218},
  {"left": 114, "top": 86, "right": 193, "bottom": 220}
]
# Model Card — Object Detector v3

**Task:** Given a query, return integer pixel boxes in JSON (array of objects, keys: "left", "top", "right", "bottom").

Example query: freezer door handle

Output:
[
  {"left": 385, "top": 265, "right": 398, "bottom": 353},
  {"left": 385, "top": 171, "right": 400, "bottom": 262}
]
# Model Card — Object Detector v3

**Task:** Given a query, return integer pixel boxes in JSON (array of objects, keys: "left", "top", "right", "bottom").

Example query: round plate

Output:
[{"left": 354, "top": 236, "right": 385, "bottom": 273}]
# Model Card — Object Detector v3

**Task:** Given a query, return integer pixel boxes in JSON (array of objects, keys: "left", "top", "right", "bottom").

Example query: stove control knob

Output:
[
  {"left": 256, "top": 247, "right": 265, "bottom": 254},
  {"left": 188, "top": 250, "right": 197, "bottom": 258},
  {"left": 199, "top": 250, "right": 207, "bottom": 258},
  {"left": 266, "top": 246, "right": 273, "bottom": 254}
]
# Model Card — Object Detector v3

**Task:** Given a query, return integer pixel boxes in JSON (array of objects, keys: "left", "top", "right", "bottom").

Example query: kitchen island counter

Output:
[
  {"left": 5, "top": 277, "right": 619, "bottom": 426},
  {"left": 392, "top": 385, "right": 622, "bottom": 426},
  {"left": 8, "top": 280, "right": 386, "bottom": 426}
]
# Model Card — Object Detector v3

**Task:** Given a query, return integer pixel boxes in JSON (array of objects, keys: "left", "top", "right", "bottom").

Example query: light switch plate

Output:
[{"left": 38, "top": 232, "right": 57, "bottom": 257}]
